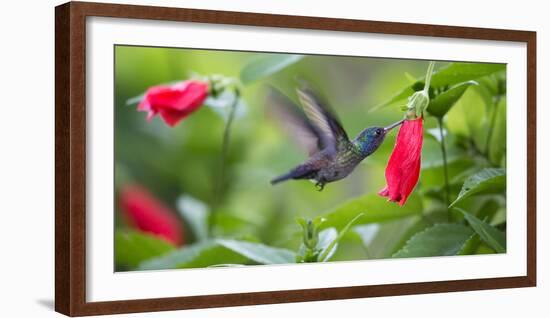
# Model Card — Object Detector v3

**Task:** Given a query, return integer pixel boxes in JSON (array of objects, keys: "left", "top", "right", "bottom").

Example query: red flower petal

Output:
[
  {"left": 158, "top": 108, "right": 189, "bottom": 127},
  {"left": 379, "top": 118, "right": 423, "bottom": 206},
  {"left": 119, "top": 185, "right": 184, "bottom": 246},
  {"left": 136, "top": 80, "right": 209, "bottom": 127},
  {"left": 159, "top": 81, "right": 209, "bottom": 111}
]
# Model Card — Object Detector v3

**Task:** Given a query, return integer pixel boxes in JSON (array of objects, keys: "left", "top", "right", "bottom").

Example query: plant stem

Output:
[
  {"left": 423, "top": 61, "right": 436, "bottom": 94},
  {"left": 437, "top": 117, "right": 451, "bottom": 212},
  {"left": 210, "top": 89, "right": 239, "bottom": 236},
  {"left": 407, "top": 61, "right": 435, "bottom": 119}
]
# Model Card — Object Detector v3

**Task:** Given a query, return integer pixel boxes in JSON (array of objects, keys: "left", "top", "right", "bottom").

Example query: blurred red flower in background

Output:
[
  {"left": 137, "top": 80, "right": 209, "bottom": 127},
  {"left": 379, "top": 118, "right": 423, "bottom": 206},
  {"left": 119, "top": 185, "right": 184, "bottom": 246}
]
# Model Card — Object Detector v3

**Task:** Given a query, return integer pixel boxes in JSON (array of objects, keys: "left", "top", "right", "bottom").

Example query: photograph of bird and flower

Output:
[{"left": 114, "top": 45, "right": 507, "bottom": 272}]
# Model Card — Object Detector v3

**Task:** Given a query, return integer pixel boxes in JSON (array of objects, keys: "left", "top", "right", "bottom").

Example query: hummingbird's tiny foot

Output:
[{"left": 315, "top": 182, "right": 325, "bottom": 191}]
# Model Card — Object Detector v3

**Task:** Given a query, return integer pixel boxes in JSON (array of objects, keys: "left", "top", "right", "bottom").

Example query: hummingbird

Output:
[{"left": 268, "top": 85, "right": 403, "bottom": 191}]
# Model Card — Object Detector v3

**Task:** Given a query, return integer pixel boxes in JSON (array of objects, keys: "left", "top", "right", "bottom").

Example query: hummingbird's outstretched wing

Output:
[
  {"left": 266, "top": 87, "right": 328, "bottom": 155},
  {"left": 295, "top": 86, "right": 350, "bottom": 153}
]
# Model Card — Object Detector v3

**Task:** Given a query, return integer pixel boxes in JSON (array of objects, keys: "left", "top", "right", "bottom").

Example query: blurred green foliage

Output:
[{"left": 114, "top": 45, "right": 507, "bottom": 271}]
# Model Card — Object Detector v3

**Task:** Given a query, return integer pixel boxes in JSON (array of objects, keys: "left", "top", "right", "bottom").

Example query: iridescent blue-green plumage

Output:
[{"left": 269, "top": 85, "right": 401, "bottom": 191}]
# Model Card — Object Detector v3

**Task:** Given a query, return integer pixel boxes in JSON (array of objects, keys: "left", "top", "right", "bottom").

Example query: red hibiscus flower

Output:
[
  {"left": 137, "top": 80, "right": 209, "bottom": 127},
  {"left": 119, "top": 184, "right": 184, "bottom": 246},
  {"left": 379, "top": 118, "right": 423, "bottom": 206}
]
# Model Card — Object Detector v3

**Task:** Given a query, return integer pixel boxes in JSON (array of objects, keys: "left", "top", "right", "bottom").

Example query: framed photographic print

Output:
[{"left": 55, "top": 1, "right": 537, "bottom": 316}]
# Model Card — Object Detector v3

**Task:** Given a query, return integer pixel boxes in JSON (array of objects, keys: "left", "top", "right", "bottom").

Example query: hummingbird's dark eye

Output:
[{"left": 375, "top": 128, "right": 383, "bottom": 136}]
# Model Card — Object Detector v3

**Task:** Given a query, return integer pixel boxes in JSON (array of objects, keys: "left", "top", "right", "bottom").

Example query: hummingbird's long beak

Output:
[{"left": 384, "top": 119, "right": 405, "bottom": 132}]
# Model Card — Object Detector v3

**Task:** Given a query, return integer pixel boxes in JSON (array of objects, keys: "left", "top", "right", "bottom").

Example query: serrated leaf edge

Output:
[{"left": 392, "top": 223, "right": 471, "bottom": 258}]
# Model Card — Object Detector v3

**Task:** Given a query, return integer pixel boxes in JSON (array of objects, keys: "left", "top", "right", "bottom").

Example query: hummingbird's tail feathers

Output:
[
  {"left": 270, "top": 173, "right": 294, "bottom": 185},
  {"left": 271, "top": 166, "right": 318, "bottom": 185}
]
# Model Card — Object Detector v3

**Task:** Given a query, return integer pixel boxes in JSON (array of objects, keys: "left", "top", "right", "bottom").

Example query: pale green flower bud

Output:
[{"left": 406, "top": 90, "right": 429, "bottom": 119}]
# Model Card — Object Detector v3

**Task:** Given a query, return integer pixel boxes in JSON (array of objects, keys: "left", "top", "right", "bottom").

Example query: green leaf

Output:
[
  {"left": 115, "top": 230, "right": 175, "bottom": 269},
  {"left": 318, "top": 214, "right": 363, "bottom": 262},
  {"left": 217, "top": 239, "right": 296, "bottom": 264},
  {"left": 457, "top": 233, "right": 481, "bottom": 255},
  {"left": 393, "top": 223, "right": 474, "bottom": 258},
  {"left": 318, "top": 193, "right": 423, "bottom": 231},
  {"left": 373, "top": 62, "right": 505, "bottom": 109},
  {"left": 212, "top": 213, "right": 257, "bottom": 237},
  {"left": 316, "top": 228, "right": 338, "bottom": 261},
  {"left": 488, "top": 98, "right": 507, "bottom": 165},
  {"left": 404, "top": 72, "right": 418, "bottom": 84},
  {"left": 429, "top": 63, "right": 505, "bottom": 88},
  {"left": 138, "top": 240, "right": 244, "bottom": 270},
  {"left": 427, "top": 80, "right": 478, "bottom": 117},
  {"left": 125, "top": 93, "right": 145, "bottom": 106},
  {"left": 491, "top": 207, "right": 507, "bottom": 227},
  {"left": 445, "top": 88, "right": 489, "bottom": 149},
  {"left": 387, "top": 216, "right": 433, "bottom": 257},
  {"left": 138, "top": 239, "right": 296, "bottom": 270},
  {"left": 476, "top": 243, "right": 498, "bottom": 255},
  {"left": 358, "top": 217, "right": 429, "bottom": 259},
  {"left": 450, "top": 168, "right": 506, "bottom": 207},
  {"left": 176, "top": 195, "right": 209, "bottom": 242},
  {"left": 475, "top": 199, "right": 502, "bottom": 225},
  {"left": 240, "top": 54, "right": 304, "bottom": 84},
  {"left": 456, "top": 208, "right": 506, "bottom": 253},
  {"left": 372, "top": 86, "right": 415, "bottom": 111}
]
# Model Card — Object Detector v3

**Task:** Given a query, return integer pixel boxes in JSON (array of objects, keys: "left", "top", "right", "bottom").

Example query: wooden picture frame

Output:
[{"left": 55, "top": 1, "right": 537, "bottom": 316}]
